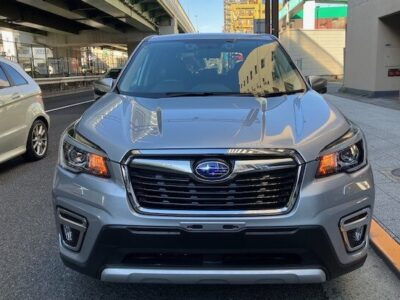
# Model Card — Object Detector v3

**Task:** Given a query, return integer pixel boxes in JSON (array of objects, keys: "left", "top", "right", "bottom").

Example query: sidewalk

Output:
[{"left": 324, "top": 93, "right": 400, "bottom": 243}]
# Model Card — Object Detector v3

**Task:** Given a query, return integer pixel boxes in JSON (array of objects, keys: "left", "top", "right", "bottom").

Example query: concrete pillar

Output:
[
  {"left": 303, "top": 1, "right": 316, "bottom": 30},
  {"left": 127, "top": 42, "right": 140, "bottom": 55},
  {"left": 159, "top": 17, "right": 178, "bottom": 35}
]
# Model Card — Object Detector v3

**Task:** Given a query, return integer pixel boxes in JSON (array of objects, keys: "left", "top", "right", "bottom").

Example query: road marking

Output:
[
  {"left": 370, "top": 219, "right": 400, "bottom": 275},
  {"left": 45, "top": 99, "right": 95, "bottom": 113}
]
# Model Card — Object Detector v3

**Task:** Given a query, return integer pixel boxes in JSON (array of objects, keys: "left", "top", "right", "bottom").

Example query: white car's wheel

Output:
[{"left": 25, "top": 119, "right": 48, "bottom": 160}]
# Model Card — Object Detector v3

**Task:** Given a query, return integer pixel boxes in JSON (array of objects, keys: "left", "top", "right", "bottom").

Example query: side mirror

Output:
[
  {"left": 94, "top": 78, "right": 114, "bottom": 98},
  {"left": 307, "top": 76, "right": 327, "bottom": 94}
]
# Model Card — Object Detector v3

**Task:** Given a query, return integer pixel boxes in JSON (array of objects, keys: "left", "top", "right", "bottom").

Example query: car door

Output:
[
  {"left": 0, "top": 64, "right": 15, "bottom": 159},
  {"left": 0, "top": 62, "right": 31, "bottom": 157}
]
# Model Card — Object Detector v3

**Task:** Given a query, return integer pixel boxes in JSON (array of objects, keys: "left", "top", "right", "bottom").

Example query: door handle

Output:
[{"left": 11, "top": 93, "right": 21, "bottom": 100}]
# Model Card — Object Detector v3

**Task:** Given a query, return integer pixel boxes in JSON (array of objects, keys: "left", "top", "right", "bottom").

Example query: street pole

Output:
[
  {"left": 271, "top": 0, "right": 279, "bottom": 38},
  {"left": 265, "top": 0, "right": 271, "bottom": 34}
]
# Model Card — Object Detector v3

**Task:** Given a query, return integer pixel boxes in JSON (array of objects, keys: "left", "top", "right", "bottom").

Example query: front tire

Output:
[{"left": 25, "top": 119, "right": 48, "bottom": 161}]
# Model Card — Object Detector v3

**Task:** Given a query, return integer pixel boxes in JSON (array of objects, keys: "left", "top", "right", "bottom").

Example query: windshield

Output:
[{"left": 118, "top": 39, "right": 307, "bottom": 98}]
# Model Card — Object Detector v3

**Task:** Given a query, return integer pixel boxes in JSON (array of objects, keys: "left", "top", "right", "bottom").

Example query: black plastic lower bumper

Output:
[{"left": 61, "top": 225, "right": 366, "bottom": 281}]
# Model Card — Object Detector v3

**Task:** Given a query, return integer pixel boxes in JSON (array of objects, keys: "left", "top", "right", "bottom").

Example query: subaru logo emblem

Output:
[{"left": 194, "top": 160, "right": 230, "bottom": 180}]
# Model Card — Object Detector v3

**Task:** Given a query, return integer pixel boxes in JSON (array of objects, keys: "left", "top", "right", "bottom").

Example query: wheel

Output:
[{"left": 25, "top": 119, "right": 48, "bottom": 161}]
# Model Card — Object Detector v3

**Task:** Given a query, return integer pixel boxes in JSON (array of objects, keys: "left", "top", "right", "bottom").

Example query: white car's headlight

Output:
[
  {"left": 316, "top": 124, "right": 367, "bottom": 178},
  {"left": 60, "top": 123, "right": 110, "bottom": 178}
]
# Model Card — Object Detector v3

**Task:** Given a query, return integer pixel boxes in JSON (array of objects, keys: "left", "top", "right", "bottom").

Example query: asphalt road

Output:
[{"left": 0, "top": 92, "right": 399, "bottom": 300}]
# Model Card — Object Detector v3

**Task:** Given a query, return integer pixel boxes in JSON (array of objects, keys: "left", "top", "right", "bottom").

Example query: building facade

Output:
[
  {"left": 280, "top": 29, "right": 345, "bottom": 77},
  {"left": 223, "top": 0, "right": 348, "bottom": 77},
  {"left": 224, "top": 0, "right": 266, "bottom": 33},
  {"left": 277, "top": 0, "right": 348, "bottom": 78},
  {"left": 0, "top": 28, "right": 128, "bottom": 78},
  {"left": 342, "top": 0, "right": 400, "bottom": 97},
  {"left": 279, "top": 0, "right": 347, "bottom": 31}
]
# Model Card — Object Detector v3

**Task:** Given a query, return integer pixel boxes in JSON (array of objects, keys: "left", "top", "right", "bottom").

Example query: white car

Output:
[{"left": 0, "top": 58, "right": 49, "bottom": 164}]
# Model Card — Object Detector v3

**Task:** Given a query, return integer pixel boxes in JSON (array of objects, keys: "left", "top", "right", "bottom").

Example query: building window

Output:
[
  {"left": 261, "top": 59, "right": 265, "bottom": 69},
  {"left": 250, "top": 71, "right": 253, "bottom": 79},
  {"left": 255, "top": 65, "right": 258, "bottom": 74}
]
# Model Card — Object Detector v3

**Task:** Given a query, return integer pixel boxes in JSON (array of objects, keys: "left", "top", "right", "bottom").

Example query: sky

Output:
[{"left": 180, "top": 0, "right": 224, "bottom": 33}]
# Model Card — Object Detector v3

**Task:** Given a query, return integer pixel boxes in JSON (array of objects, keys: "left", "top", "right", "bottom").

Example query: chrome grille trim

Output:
[{"left": 121, "top": 149, "right": 305, "bottom": 217}]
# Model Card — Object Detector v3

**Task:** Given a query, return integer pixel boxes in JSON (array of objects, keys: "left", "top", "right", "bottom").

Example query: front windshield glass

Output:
[{"left": 118, "top": 39, "right": 307, "bottom": 98}]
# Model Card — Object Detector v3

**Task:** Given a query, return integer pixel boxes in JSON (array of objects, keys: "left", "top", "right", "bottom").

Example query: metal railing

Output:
[
  {"left": 35, "top": 75, "right": 102, "bottom": 95},
  {"left": 35, "top": 75, "right": 102, "bottom": 85}
]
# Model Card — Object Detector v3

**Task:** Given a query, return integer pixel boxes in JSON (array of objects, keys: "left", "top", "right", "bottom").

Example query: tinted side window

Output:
[
  {"left": 0, "top": 66, "right": 10, "bottom": 88},
  {"left": 2, "top": 63, "right": 28, "bottom": 86}
]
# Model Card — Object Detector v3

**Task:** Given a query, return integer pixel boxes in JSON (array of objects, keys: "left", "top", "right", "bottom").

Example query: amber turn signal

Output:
[
  {"left": 88, "top": 154, "right": 110, "bottom": 177},
  {"left": 317, "top": 153, "right": 338, "bottom": 177}
]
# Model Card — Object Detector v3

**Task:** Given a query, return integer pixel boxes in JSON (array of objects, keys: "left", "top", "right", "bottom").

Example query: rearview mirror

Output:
[
  {"left": 307, "top": 76, "right": 327, "bottom": 94},
  {"left": 94, "top": 78, "right": 114, "bottom": 98}
]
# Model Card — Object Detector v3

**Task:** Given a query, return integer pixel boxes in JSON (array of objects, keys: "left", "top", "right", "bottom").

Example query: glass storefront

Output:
[{"left": 0, "top": 31, "right": 128, "bottom": 78}]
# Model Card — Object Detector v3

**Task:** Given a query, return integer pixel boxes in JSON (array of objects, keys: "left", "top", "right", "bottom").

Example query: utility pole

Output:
[
  {"left": 271, "top": 0, "right": 279, "bottom": 38},
  {"left": 265, "top": 0, "right": 271, "bottom": 34}
]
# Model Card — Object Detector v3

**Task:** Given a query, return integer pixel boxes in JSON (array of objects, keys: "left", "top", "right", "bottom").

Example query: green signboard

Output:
[{"left": 279, "top": 0, "right": 348, "bottom": 20}]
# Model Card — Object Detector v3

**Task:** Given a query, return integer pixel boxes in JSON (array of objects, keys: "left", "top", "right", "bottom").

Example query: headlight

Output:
[
  {"left": 60, "top": 123, "right": 110, "bottom": 178},
  {"left": 316, "top": 125, "right": 367, "bottom": 178}
]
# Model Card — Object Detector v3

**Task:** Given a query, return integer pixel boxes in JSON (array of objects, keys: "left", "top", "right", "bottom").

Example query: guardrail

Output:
[
  {"left": 34, "top": 75, "right": 102, "bottom": 85},
  {"left": 35, "top": 75, "right": 102, "bottom": 96}
]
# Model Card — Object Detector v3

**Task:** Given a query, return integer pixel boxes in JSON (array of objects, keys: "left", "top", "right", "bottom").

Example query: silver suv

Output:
[{"left": 53, "top": 34, "right": 374, "bottom": 284}]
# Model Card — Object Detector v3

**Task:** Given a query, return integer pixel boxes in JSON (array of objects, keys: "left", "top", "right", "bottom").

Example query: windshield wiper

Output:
[
  {"left": 164, "top": 92, "right": 255, "bottom": 98},
  {"left": 258, "top": 89, "right": 306, "bottom": 98},
  {"left": 163, "top": 90, "right": 306, "bottom": 98}
]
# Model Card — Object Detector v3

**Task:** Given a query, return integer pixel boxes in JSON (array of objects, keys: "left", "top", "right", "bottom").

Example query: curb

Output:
[{"left": 370, "top": 219, "right": 400, "bottom": 277}]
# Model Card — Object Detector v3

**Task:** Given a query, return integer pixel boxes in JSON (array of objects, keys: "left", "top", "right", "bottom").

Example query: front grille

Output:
[{"left": 128, "top": 159, "right": 299, "bottom": 212}]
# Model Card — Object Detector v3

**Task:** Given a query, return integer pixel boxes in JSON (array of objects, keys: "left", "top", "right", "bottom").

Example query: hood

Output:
[{"left": 77, "top": 91, "right": 350, "bottom": 163}]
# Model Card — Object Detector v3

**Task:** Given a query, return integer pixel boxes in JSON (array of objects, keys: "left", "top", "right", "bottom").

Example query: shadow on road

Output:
[{"left": 0, "top": 156, "right": 29, "bottom": 175}]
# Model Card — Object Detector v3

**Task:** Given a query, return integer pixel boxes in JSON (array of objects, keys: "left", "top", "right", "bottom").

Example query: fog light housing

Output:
[
  {"left": 61, "top": 224, "right": 81, "bottom": 248},
  {"left": 346, "top": 225, "right": 367, "bottom": 249},
  {"left": 340, "top": 208, "right": 371, "bottom": 252},
  {"left": 57, "top": 208, "right": 88, "bottom": 252}
]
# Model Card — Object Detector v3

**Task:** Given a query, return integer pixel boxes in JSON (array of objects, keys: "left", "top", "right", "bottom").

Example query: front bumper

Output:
[
  {"left": 52, "top": 160, "right": 375, "bottom": 283},
  {"left": 60, "top": 225, "right": 367, "bottom": 283}
]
